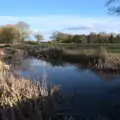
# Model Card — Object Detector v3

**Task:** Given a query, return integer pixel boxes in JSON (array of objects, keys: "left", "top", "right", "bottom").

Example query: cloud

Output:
[
  {"left": 0, "top": 15, "right": 120, "bottom": 40},
  {"left": 63, "top": 26, "right": 92, "bottom": 31}
]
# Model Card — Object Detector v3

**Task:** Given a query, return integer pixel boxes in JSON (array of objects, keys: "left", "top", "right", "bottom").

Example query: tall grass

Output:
[
  {"left": 0, "top": 58, "right": 55, "bottom": 120},
  {"left": 0, "top": 75, "right": 41, "bottom": 107},
  {"left": 0, "top": 58, "right": 63, "bottom": 120}
]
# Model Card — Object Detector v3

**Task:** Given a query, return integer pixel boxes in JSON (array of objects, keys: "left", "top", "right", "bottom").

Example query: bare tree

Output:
[
  {"left": 34, "top": 33, "right": 44, "bottom": 43},
  {"left": 106, "top": 0, "right": 120, "bottom": 14},
  {"left": 15, "top": 21, "right": 30, "bottom": 41}
]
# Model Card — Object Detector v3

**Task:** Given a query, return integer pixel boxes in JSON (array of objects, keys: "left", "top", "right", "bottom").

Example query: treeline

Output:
[
  {"left": 0, "top": 21, "right": 44, "bottom": 44},
  {"left": 51, "top": 32, "right": 120, "bottom": 43}
]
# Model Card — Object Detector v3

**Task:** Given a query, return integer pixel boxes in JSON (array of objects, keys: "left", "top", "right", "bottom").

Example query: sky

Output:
[{"left": 0, "top": 0, "right": 120, "bottom": 40}]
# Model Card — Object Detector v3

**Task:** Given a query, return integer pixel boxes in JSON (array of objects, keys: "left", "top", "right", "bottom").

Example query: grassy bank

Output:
[
  {"left": 2, "top": 43, "right": 120, "bottom": 70},
  {"left": 36, "top": 46, "right": 120, "bottom": 70},
  {"left": 63, "top": 47, "right": 120, "bottom": 69},
  {"left": 22, "top": 43, "right": 120, "bottom": 53}
]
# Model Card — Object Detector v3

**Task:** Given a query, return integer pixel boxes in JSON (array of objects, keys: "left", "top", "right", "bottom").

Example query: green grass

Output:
[
  {"left": 1, "top": 42, "right": 120, "bottom": 53},
  {"left": 22, "top": 42, "right": 120, "bottom": 53}
]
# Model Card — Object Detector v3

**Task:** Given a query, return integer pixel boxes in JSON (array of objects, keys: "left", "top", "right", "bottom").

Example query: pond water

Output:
[{"left": 17, "top": 58, "right": 120, "bottom": 119}]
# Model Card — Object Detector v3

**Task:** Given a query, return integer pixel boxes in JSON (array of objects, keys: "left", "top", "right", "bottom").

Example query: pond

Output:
[{"left": 16, "top": 57, "right": 120, "bottom": 119}]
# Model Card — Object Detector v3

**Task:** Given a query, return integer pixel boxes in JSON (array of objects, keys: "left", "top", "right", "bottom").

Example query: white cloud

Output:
[{"left": 0, "top": 15, "right": 120, "bottom": 40}]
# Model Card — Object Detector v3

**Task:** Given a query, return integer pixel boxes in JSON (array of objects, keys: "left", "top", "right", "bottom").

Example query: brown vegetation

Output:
[
  {"left": 0, "top": 55, "right": 54, "bottom": 120},
  {"left": 0, "top": 75, "right": 40, "bottom": 107}
]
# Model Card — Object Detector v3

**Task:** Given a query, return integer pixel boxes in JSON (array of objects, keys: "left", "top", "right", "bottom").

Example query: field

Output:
[{"left": 19, "top": 42, "right": 120, "bottom": 53}]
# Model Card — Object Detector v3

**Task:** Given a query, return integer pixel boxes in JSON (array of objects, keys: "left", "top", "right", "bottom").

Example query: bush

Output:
[{"left": 0, "top": 25, "right": 21, "bottom": 44}]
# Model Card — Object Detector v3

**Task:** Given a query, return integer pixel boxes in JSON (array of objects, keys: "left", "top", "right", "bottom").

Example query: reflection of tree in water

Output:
[
  {"left": 41, "top": 58, "right": 65, "bottom": 67},
  {"left": 42, "top": 56, "right": 90, "bottom": 69},
  {"left": 93, "top": 70, "right": 120, "bottom": 81}
]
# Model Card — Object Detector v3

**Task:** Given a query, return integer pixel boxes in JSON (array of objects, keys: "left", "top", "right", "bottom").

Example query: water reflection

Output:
[{"left": 14, "top": 58, "right": 120, "bottom": 119}]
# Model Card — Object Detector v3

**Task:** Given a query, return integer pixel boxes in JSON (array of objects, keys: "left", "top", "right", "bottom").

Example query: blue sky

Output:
[
  {"left": 0, "top": 0, "right": 120, "bottom": 40},
  {"left": 0, "top": 0, "right": 106, "bottom": 16}
]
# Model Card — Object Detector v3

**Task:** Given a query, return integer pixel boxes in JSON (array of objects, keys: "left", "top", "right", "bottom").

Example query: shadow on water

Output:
[
  {"left": 1, "top": 91, "right": 120, "bottom": 120},
  {"left": 7, "top": 53, "right": 120, "bottom": 120}
]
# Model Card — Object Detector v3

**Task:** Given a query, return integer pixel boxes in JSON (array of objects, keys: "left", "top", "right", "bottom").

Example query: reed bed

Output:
[
  {"left": 0, "top": 75, "right": 41, "bottom": 108},
  {"left": 0, "top": 61, "right": 51, "bottom": 120},
  {"left": 0, "top": 62, "right": 61, "bottom": 120}
]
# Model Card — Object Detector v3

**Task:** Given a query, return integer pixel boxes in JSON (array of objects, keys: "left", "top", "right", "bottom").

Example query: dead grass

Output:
[
  {"left": 0, "top": 67, "right": 57, "bottom": 120},
  {"left": 0, "top": 75, "right": 41, "bottom": 107}
]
